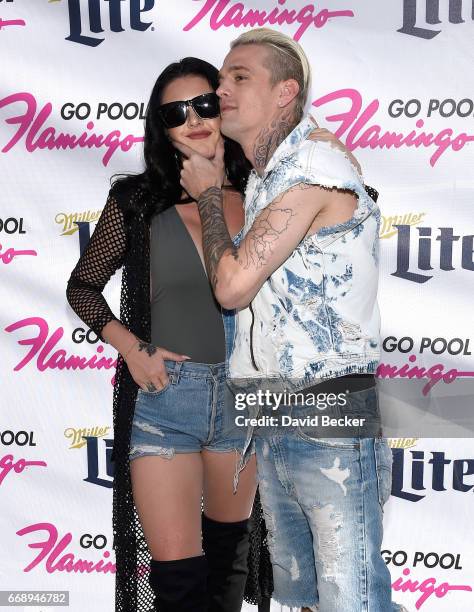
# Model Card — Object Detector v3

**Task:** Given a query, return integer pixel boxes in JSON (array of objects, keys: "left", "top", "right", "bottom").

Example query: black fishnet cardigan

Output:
[{"left": 66, "top": 184, "right": 273, "bottom": 612}]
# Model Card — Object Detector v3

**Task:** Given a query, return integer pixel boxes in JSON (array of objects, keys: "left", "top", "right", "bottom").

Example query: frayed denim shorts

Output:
[{"left": 130, "top": 360, "right": 254, "bottom": 491}]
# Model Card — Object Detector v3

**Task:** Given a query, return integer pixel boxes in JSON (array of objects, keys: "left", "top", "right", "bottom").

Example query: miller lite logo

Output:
[
  {"left": 392, "top": 224, "right": 474, "bottom": 283},
  {"left": 58, "top": 0, "right": 156, "bottom": 47},
  {"left": 399, "top": 0, "right": 474, "bottom": 39}
]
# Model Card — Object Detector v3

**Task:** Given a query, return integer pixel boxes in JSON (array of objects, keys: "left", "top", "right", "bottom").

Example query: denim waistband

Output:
[{"left": 163, "top": 359, "right": 226, "bottom": 382}]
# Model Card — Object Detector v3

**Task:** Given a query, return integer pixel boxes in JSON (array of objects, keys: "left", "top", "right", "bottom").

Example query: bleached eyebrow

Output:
[{"left": 218, "top": 65, "right": 251, "bottom": 80}]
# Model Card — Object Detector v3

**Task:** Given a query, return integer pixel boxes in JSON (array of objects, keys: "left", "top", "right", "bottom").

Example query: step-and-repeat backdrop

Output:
[{"left": 2, "top": 2, "right": 474, "bottom": 611}]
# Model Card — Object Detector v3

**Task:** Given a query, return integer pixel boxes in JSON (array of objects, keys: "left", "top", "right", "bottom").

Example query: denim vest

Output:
[{"left": 227, "top": 115, "right": 381, "bottom": 389}]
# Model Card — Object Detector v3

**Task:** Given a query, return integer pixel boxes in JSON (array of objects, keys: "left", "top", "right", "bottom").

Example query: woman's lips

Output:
[{"left": 187, "top": 131, "right": 212, "bottom": 139}]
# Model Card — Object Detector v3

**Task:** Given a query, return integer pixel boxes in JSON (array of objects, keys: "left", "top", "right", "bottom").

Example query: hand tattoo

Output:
[
  {"left": 146, "top": 382, "right": 157, "bottom": 392},
  {"left": 197, "top": 186, "right": 237, "bottom": 290},
  {"left": 253, "top": 108, "right": 297, "bottom": 170},
  {"left": 138, "top": 341, "right": 158, "bottom": 357}
]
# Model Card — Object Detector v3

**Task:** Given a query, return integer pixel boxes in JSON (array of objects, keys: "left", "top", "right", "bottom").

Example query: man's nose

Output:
[
  {"left": 186, "top": 105, "right": 203, "bottom": 126},
  {"left": 216, "top": 82, "right": 229, "bottom": 99}
]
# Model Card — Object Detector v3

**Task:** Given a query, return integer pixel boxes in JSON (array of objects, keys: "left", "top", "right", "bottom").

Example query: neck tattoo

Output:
[{"left": 253, "top": 108, "right": 297, "bottom": 171}]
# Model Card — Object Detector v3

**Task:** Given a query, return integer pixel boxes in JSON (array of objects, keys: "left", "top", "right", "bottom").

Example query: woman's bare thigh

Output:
[
  {"left": 130, "top": 452, "right": 204, "bottom": 560},
  {"left": 202, "top": 450, "right": 257, "bottom": 522}
]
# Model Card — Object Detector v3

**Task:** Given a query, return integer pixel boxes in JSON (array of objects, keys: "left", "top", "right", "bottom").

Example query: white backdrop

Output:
[{"left": 1, "top": 1, "right": 474, "bottom": 611}]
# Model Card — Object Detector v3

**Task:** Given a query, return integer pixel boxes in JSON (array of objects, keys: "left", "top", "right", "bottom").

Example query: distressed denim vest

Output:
[{"left": 227, "top": 115, "right": 381, "bottom": 390}]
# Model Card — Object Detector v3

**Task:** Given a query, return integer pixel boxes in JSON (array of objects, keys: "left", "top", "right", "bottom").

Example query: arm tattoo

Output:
[
  {"left": 197, "top": 183, "right": 311, "bottom": 288},
  {"left": 253, "top": 109, "right": 297, "bottom": 170},
  {"left": 197, "top": 186, "right": 237, "bottom": 289},
  {"left": 138, "top": 340, "right": 158, "bottom": 357},
  {"left": 240, "top": 184, "right": 312, "bottom": 268},
  {"left": 241, "top": 202, "right": 296, "bottom": 269}
]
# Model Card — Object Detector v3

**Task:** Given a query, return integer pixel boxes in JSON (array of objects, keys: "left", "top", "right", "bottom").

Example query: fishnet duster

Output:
[{"left": 66, "top": 186, "right": 273, "bottom": 611}]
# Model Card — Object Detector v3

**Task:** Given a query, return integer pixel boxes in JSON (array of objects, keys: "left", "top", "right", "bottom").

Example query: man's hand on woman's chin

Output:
[{"left": 174, "top": 139, "right": 225, "bottom": 201}]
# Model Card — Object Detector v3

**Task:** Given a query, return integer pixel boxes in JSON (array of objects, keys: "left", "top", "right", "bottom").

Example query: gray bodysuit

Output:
[{"left": 150, "top": 205, "right": 225, "bottom": 363}]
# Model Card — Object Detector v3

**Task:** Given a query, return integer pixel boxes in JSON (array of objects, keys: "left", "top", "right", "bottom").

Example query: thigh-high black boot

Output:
[
  {"left": 202, "top": 513, "right": 251, "bottom": 612},
  {"left": 149, "top": 554, "right": 208, "bottom": 612}
]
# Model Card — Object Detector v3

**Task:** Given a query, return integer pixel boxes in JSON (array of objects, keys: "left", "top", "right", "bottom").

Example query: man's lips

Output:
[
  {"left": 187, "top": 131, "right": 212, "bottom": 139},
  {"left": 220, "top": 105, "right": 236, "bottom": 113}
]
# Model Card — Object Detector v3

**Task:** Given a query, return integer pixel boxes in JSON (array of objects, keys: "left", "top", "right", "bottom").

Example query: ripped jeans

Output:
[
  {"left": 130, "top": 360, "right": 254, "bottom": 492},
  {"left": 254, "top": 387, "right": 404, "bottom": 611}
]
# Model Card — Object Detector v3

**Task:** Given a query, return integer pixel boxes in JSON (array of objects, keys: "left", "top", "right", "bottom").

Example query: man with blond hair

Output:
[{"left": 178, "top": 28, "right": 406, "bottom": 612}]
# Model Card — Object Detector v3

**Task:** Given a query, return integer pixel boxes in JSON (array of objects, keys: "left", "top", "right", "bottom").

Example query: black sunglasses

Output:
[{"left": 157, "top": 92, "right": 220, "bottom": 128}]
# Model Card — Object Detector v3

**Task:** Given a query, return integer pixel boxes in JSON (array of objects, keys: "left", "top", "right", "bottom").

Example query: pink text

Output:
[
  {"left": 16, "top": 522, "right": 115, "bottom": 574},
  {"left": 392, "top": 568, "right": 472, "bottom": 609},
  {"left": 0, "top": 244, "right": 37, "bottom": 264},
  {"left": 376, "top": 354, "right": 474, "bottom": 395},
  {"left": 0, "top": 18, "right": 26, "bottom": 30},
  {"left": 0, "top": 92, "right": 143, "bottom": 166},
  {"left": 312, "top": 88, "right": 474, "bottom": 166},
  {"left": 4, "top": 316, "right": 117, "bottom": 384},
  {"left": 0, "top": 454, "right": 47, "bottom": 486},
  {"left": 183, "top": 0, "right": 353, "bottom": 41}
]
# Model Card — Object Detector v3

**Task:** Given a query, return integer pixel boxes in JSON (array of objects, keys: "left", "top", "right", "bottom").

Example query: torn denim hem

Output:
[{"left": 233, "top": 443, "right": 256, "bottom": 494}]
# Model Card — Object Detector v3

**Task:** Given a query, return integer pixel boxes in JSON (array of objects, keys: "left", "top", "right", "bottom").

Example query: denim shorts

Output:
[{"left": 130, "top": 360, "right": 254, "bottom": 492}]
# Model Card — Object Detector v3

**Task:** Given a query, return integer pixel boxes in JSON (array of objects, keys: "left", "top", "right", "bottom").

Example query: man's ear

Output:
[{"left": 278, "top": 79, "right": 300, "bottom": 108}]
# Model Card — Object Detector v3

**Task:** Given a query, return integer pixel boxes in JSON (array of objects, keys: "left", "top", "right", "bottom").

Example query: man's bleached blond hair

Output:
[{"left": 230, "top": 28, "right": 311, "bottom": 119}]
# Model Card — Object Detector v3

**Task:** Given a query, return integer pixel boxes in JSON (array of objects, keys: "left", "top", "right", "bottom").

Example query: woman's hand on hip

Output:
[{"left": 124, "top": 340, "right": 190, "bottom": 392}]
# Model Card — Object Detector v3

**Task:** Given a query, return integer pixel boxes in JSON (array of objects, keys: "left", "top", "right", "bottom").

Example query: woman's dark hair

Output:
[{"left": 111, "top": 57, "right": 251, "bottom": 221}]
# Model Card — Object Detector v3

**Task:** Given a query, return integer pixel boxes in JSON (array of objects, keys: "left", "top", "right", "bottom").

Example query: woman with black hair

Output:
[{"left": 66, "top": 58, "right": 273, "bottom": 612}]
